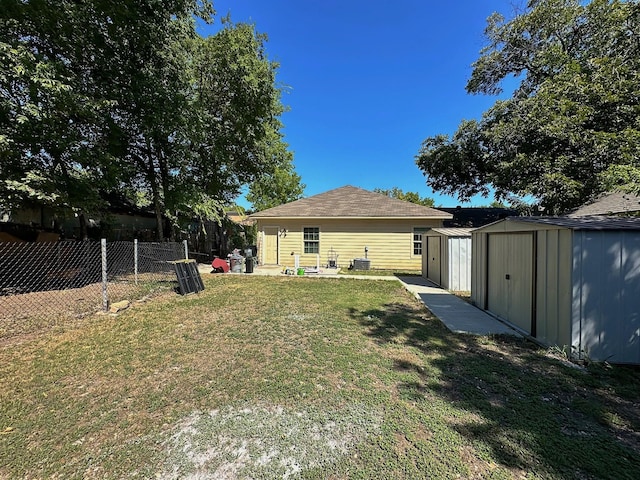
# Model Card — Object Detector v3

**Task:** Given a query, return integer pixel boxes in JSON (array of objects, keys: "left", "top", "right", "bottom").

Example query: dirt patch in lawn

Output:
[{"left": 157, "top": 402, "right": 381, "bottom": 479}]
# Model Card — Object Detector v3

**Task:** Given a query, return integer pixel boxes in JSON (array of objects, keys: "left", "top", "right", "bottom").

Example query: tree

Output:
[
  {"left": 416, "top": 0, "right": 640, "bottom": 214},
  {"left": 1, "top": 3, "right": 290, "bottom": 239},
  {"left": 373, "top": 187, "right": 435, "bottom": 207},
  {"left": 183, "top": 22, "right": 288, "bottom": 220},
  {"left": 246, "top": 127, "right": 304, "bottom": 212},
  {"left": 0, "top": 1, "right": 216, "bottom": 237}
]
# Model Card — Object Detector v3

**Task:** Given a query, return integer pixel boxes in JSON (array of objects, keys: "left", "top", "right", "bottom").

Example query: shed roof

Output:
[
  {"left": 426, "top": 227, "right": 473, "bottom": 237},
  {"left": 568, "top": 192, "right": 640, "bottom": 217},
  {"left": 249, "top": 185, "right": 452, "bottom": 219},
  {"left": 505, "top": 216, "right": 640, "bottom": 230}
]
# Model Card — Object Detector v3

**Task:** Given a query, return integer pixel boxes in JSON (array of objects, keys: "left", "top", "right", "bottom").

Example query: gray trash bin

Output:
[
  {"left": 230, "top": 254, "right": 243, "bottom": 273},
  {"left": 245, "top": 256, "right": 254, "bottom": 274}
]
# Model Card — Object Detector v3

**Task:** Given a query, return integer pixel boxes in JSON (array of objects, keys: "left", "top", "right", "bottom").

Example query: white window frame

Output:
[
  {"left": 303, "top": 226, "right": 320, "bottom": 254},
  {"left": 412, "top": 227, "right": 431, "bottom": 256}
]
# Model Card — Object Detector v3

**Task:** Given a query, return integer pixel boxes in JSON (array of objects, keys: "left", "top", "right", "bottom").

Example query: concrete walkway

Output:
[
  {"left": 397, "top": 276, "right": 521, "bottom": 336},
  {"left": 199, "top": 264, "right": 520, "bottom": 337}
]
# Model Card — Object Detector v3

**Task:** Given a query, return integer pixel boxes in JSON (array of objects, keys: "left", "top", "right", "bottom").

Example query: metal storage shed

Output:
[
  {"left": 422, "top": 228, "right": 472, "bottom": 291},
  {"left": 471, "top": 217, "right": 640, "bottom": 364}
]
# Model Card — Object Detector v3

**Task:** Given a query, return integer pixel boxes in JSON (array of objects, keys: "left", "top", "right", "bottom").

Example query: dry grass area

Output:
[
  {"left": 1, "top": 275, "right": 639, "bottom": 479},
  {"left": 0, "top": 275, "right": 174, "bottom": 341}
]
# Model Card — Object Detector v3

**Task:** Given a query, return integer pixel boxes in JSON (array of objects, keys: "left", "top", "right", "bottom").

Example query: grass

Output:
[{"left": 1, "top": 275, "right": 639, "bottom": 479}]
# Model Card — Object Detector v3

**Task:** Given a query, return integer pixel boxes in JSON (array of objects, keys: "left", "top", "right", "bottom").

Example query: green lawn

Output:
[{"left": 1, "top": 275, "right": 639, "bottom": 479}]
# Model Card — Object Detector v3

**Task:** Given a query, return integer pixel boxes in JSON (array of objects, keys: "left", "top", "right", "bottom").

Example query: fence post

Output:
[
  {"left": 134, "top": 239, "right": 138, "bottom": 285},
  {"left": 183, "top": 239, "right": 189, "bottom": 260},
  {"left": 101, "top": 238, "right": 108, "bottom": 312}
]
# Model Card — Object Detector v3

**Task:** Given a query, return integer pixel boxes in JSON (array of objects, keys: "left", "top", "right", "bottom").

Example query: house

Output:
[
  {"left": 422, "top": 228, "right": 473, "bottom": 291},
  {"left": 1, "top": 194, "right": 160, "bottom": 241},
  {"left": 249, "top": 185, "right": 452, "bottom": 270},
  {"left": 471, "top": 216, "right": 640, "bottom": 364},
  {"left": 568, "top": 191, "right": 640, "bottom": 217}
]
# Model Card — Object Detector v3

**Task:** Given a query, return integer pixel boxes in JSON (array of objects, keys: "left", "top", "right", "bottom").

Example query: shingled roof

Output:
[
  {"left": 250, "top": 185, "right": 452, "bottom": 219},
  {"left": 567, "top": 192, "right": 640, "bottom": 217}
]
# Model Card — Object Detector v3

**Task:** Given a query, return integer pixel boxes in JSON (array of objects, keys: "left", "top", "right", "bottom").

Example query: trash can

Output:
[
  {"left": 245, "top": 256, "right": 254, "bottom": 274},
  {"left": 229, "top": 254, "right": 243, "bottom": 273}
]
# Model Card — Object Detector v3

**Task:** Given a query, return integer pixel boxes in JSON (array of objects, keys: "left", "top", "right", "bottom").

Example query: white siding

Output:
[
  {"left": 422, "top": 232, "right": 471, "bottom": 291},
  {"left": 448, "top": 236, "right": 472, "bottom": 291}
]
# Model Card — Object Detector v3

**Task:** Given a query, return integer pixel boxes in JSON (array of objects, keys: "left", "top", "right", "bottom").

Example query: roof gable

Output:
[
  {"left": 250, "top": 185, "right": 452, "bottom": 219},
  {"left": 568, "top": 192, "right": 640, "bottom": 217}
]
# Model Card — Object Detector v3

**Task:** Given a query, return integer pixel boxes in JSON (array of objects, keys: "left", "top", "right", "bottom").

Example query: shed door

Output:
[
  {"left": 487, "top": 233, "right": 534, "bottom": 334},
  {"left": 427, "top": 236, "right": 441, "bottom": 286},
  {"left": 263, "top": 227, "right": 279, "bottom": 265}
]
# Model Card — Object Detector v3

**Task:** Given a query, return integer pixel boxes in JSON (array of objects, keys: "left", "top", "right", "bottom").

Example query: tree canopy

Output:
[
  {"left": 416, "top": 0, "right": 640, "bottom": 214},
  {"left": 373, "top": 187, "right": 435, "bottom": 207},
  {"left": 246, "top": 126, "right": 305, "bottom": 212},
  {"left": 1, "top": 1, "right": 296, "bottom": 238}
]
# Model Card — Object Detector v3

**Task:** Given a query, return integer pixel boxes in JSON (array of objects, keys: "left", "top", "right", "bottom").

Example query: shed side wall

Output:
[
  {"left": 535, "top": 229, "right": 573, "bottom": 349},
  {"left": 471, "top": 231, "right": 487, "bottom": 308},
  {"left": 573, "top": 230, "right": 640, "bottom": 364},
  {"left": 449, "top": 236, "right": 472, "bottom": 291}
]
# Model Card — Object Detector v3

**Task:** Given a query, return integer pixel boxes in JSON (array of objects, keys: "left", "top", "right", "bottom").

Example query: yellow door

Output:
[{"left": 263, "top": 227, "right": 279, "bottom": 265}]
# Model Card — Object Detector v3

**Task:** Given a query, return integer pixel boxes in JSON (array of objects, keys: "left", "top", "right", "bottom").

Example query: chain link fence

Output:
[{"left": 0, "top": 240, "right": 187, "bottom": 340}]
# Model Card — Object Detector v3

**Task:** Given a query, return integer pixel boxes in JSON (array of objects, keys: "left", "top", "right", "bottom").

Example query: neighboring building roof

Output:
[
  {"left": 505, "top": 216, "right": 640, "bottom": 231},
  {"left": 568, "top": 191, "right": 640, "bottom": 217},
  {"left": 439, "top": 207, "right": 517, "bottom": 227},
  {"left": 226, "top": 211, "right": 255, "bottom": 227},
  {"left": 249, "top": 185, "right": 452, "bottom": 219},
  {"left": 427, "top": 227, "right": 473, "bottom": 237},
  {"left": 102, "top": 192, "right": 156, "bottom": 218}
]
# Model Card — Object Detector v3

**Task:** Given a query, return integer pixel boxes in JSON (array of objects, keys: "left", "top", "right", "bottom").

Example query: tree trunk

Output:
[
  {"left": 78, "top": 213, "right": 88, "bottom": 241},
  {"left": 156, "top": 143, "right": 175, "bottom": 241},
  {"left": 139, "top": 147, "right": 165, "bottom": 241}
]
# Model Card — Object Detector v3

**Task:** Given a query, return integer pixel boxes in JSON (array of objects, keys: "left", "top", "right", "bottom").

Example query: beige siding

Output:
[
  {"left": 426, "top": 236, "right": 442, "bottom": 285},
  {"left": 535, "top": 229, "right": 573, "bottom": 348},
  {"left": 471, "top": 231, "right": 487, "bottom": 308},
  {"left": 485, "top": 233, "right": 534, "bottom": 333},
  {"left": 256, "top": 218, "right": 443, "bottom": 270}
]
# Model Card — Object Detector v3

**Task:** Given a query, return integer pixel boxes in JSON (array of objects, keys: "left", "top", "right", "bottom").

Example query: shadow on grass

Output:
[{"left": 351, "top": 302, "right": 640, "bottom": 479}]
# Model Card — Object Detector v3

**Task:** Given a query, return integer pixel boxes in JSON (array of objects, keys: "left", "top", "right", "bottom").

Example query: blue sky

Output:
[{"left": 199, "top": 1, "right": 518, "bottom": 208}]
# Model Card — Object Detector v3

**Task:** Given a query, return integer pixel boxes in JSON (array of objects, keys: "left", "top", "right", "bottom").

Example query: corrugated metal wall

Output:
[
  {"left": 471, "top": 231, "right": 487, "bottom": 308},
  {"left": 474, "top": 220, "right": 640, "bottom": 364},
  {"left": 535, "top": 229, "right": 572, "bottom": 349},
  {"left": 572, "top": 230, "right": 640, "bottom": 364},
  {"left": 447, "top": 237, "right": 471, "bottom": 291},
  {"left": 422, "top": 233, "right": 471, "bottom": 291}
]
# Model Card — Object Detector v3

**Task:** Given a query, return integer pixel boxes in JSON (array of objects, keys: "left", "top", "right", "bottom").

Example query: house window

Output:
[
  {"left": 413, "top": 227, "right": 430, "bottom": 255},
  {"left": 303, "top": 227, "right": 320, "bottom": 254}
]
